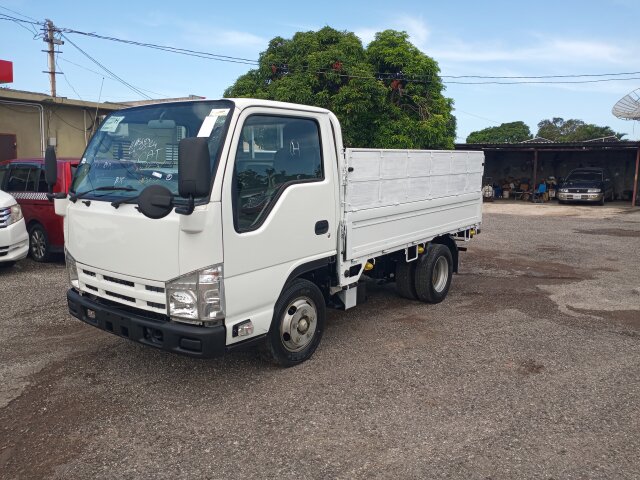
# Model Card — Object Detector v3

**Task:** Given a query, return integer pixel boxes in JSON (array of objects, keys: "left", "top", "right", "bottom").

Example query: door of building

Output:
[{"left": 0, "top": 134, "right": 17, "bottom": 161}]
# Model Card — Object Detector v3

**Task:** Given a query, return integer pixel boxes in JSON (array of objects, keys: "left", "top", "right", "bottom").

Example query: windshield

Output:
[
  {"left": 72, "top": 100, "right": 233, "bottom": 200},
  {"left": 566, "top": 171, "right": 603, "bottom": 182}
]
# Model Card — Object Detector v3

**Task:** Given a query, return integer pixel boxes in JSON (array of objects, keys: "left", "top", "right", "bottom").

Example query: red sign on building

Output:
[{"left": 0, "top": 60, "right": 14, "bottom": 84}]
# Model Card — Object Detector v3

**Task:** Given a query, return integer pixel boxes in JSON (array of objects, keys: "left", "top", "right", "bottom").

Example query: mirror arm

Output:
[
  {"left": 175, "top": 194, "right": 195, "bottom": 216},
  {"left": 46, "top": 192, "right": 67, "bottom": 202}
]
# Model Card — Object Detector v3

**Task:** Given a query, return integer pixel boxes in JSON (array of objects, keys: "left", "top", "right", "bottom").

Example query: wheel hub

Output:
[
  {"left": 432, "top": 256, "right": 449, "bottom": 293},
  {"left": 281, "top": 298, "right": 317, "bottom": 352}
]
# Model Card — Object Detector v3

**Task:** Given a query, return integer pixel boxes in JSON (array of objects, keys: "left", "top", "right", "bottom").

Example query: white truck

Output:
[
  {"left": 0, "top": 189, "right": 29, "bottom": 267},
  {"left": 45, "top": 98, "right": 483, "bottom": 366}
]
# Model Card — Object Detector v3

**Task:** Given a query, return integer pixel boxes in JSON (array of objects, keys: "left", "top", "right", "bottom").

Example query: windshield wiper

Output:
[
  {"left": 69, "top": 186, "right": 137, "bottom": 203},
  {"left": 110, "top": 195, "right": 140, "bottom": 209}
]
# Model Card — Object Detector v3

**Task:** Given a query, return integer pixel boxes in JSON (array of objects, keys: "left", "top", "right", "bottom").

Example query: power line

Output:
[
  {"left": 445, "top": 77, "right": 640, "bottom": 85},
  {"left": 59, "top": 58, "right": 169, "bottom": 97},
  {"left": 442, "top": 71, "right": 640, "bottom": 79},
  {"left": 3, "top": 14, "right": 640, "bottom": 87},
  {"left": 60, "top": 27, "right": 259, "bottom": 66},
  {"left": 61, "top": 34, "right": 152, "bottom": 100},
  {"left": 56, "top": 56, "right": 83, "bottom": 100},
  {"left": 0, "top": 10, "right": 39, "bottom": 36},
  {"left": 0, "top": 5, "right": 38, "bottom": 22}
]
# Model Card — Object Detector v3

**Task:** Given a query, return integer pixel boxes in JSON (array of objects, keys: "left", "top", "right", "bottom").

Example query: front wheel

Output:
[
  {"left": 414, "top": 244, "right": 453, "bottom": 304},
  {"left": 261, "top": 278, "right": 326, "bottom": 367},
  {"left": 29, "top": 224, "right": 51, "bottom": 262}
]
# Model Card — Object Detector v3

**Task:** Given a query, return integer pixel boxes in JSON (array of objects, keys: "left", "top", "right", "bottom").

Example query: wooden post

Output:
[{"left": 632, "top": 147, "right": 640, "bottom": 208}]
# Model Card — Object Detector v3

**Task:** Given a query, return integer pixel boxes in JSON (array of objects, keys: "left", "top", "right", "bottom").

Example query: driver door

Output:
[{"left": 220, "top": 108, "right": 338, "bottom": 343}]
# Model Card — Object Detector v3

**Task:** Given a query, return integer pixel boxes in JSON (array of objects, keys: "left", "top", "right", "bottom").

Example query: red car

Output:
[{"left": 0, "top": 157, "right": 79, "bottom": 262}]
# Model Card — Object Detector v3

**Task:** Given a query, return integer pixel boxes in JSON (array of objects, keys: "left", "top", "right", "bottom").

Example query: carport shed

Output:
[{"left": 456, "top": 141, "right": 640, "bottom": 206}]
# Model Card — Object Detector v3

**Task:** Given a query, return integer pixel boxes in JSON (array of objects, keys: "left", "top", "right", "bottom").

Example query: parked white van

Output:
[{"left": 0, "top": 189, "right": 29, "bottom": 267}]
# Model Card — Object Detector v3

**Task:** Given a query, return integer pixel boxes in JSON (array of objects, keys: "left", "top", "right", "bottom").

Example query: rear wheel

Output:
[
  {"left": 261, "top": 278, "right": 325, "bottom": 367},
  {"left": 395, "top": 260, "right": 417, "bottom": 300},
  {"left": 415, "top": 244, "right": 453, "bottom": 304},
  {"left": 29, "top": 224, "right": 51, "bottom": 262}
]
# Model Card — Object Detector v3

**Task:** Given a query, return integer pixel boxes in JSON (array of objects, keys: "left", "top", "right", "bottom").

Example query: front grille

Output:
[
  {"left": 77, "top": 264, "right": 167, "bottom": 314},
  {"left": 104, "top": 275, "right": 134, "bottom": 287},
  {"left": 89, "top": 295, "right": 170, "bottom": 323},
  {"left": 106, "top": 290, "right": 136, "bottom": 303},
  {"left": 0, "top": 207, "right": 10, "bottom": 229},
  {"left": 568, "top": 188, "right": 588, "bottom": 193}
]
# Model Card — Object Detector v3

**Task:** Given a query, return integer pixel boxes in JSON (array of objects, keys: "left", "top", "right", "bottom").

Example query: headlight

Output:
[
  {"left": 7, "top": 203, "right": 23, "bottom": 226},
  {"left": 166, "top": 264, "right": 225, "bottom": 325},
  {"left": 65, "top": 249, "right": 79, "bottom": 289},
  {"left": 559, "top": 188, "right": 568, "bottom": 193},
  {"left": 587, "top": 188, "right": 601, "bottom": 193}
]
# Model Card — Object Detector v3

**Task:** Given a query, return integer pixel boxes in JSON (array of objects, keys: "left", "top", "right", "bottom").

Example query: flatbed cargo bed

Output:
[{"left": 340, "top": 148, "right": 483, "bottom": 265}]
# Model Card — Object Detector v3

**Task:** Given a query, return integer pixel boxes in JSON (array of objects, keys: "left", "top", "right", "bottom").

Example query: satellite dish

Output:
[{"left": 612, "top": 87, "right": 640, "bottom": 120}]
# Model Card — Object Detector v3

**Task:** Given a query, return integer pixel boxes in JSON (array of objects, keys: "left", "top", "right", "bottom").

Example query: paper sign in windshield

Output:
[
  {"left": 101, "top": 115, "right": 125, "bottom": 133},
  {"left": 197, "top": 108, "right": 230, "bottom": 137}
]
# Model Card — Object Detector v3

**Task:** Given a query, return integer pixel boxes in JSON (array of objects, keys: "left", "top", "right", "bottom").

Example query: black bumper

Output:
[{"left": 67, "top": 289, "right": 226, "bottom": 358}]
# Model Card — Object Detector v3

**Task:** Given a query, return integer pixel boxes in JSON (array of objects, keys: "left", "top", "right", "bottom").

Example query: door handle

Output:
[{"left": 315, "top": 220, "right": 329, "bottom": 235}]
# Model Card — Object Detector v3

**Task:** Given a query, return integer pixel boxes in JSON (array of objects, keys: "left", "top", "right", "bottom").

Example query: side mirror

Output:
[
  {"left": 177, "top": 137, "right": 211, "bottom": 215},
  {"left": 44, "top": 146, "right": 57, "bottom": 191}
]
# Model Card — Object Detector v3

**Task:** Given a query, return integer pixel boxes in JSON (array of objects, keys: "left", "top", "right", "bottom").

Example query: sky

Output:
[{"left": 1, "top": 0, "right": 639, "bottom": 141}]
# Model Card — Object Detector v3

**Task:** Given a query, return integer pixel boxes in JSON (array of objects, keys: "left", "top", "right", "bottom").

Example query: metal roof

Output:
[{"left": 456, "top": 141, "right": 640, "bottom": 151}]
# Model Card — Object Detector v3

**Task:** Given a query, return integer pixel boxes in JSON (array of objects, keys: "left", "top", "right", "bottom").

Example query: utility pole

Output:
[{"left": 42, "top": 19, "right": 63, "bottom": 97}]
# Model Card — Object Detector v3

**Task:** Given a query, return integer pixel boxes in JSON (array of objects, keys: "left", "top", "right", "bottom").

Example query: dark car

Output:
[{"left": 557, "top": 168, "right": 613, "bottom": 205}]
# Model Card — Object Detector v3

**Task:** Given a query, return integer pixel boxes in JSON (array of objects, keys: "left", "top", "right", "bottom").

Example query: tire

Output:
[
  {"left": 260, "top": 278, "right": 325, "bottom": 367},
  {"left": 414, "top": 244, "right": 453, "bottom": 304},
  {"left": 29, "top": 224, "right": 51, "bottom": 262},
  {"left": 395, "top": 260, "right": 417, "bottom": 300},
  {"left": 599, "top": 195, "right": 605, "bottom": 206}
]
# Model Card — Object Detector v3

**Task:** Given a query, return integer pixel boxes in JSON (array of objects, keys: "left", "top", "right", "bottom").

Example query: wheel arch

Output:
[
  {"left": 26, "top": 219, "right": 43, "bottom": 231},
  {"left": 280, "top": 256, "right": 335, "bottom": 302}
]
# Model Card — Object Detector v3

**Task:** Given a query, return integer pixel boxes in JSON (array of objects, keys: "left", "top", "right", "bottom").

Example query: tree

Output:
[
  {"left": 536, "top": 118, "right": 625, "bottom": 142},
  {"left": 224, "top": 27, "right": 455, "bottom": 149},
  {"left": 466, "top": 121, "right": 532, "bottom": 143}
]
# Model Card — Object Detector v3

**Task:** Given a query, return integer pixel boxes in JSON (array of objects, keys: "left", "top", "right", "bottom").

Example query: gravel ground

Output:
[{"left": 1, "top": 202, "right": 639, "bottom": 480}]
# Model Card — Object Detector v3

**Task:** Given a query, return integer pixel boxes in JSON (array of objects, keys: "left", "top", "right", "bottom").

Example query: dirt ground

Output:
[{"left": 1, "top": 202, "right": 639, "bottom": 479}]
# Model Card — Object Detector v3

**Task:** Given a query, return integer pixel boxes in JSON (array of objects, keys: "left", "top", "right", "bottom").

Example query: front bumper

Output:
[
  {"left": 557, "top": 192, "right": 603, "bottom": 202},
  {"left": 67, "top": 288, "right": 227, "bottom": 357},
  {"left": 0, "top": 219, "right": 29, "bottom": 263}
]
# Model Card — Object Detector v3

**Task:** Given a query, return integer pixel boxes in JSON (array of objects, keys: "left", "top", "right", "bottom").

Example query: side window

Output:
[
  {"left": 233, "top": 115, "right": 323, "bottom": 232},
  {"left": 6, "top": 165, "right": 36, "bottom": 192},
  {"left": 37, "top": 167, "right": 49, "bottom": 193},
  {"left": 0, "top": 166, "right": 6, "bottom": 189}
]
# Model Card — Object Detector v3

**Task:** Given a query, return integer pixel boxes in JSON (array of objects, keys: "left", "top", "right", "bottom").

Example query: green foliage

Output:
[
  {"left": 466, "top": 121, "right": 532, "bottom": 143},
  {"left": 224, "top": 27, "right": 455, "bottom": 149},
  {"left": 536, "top": 117, "right": 626, "bottom": 142}
]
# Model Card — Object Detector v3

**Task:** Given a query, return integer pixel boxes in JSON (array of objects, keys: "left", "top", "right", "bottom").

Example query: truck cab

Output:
[{"left": 50, "top": 99, "right": 483, "bottom": 366}]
